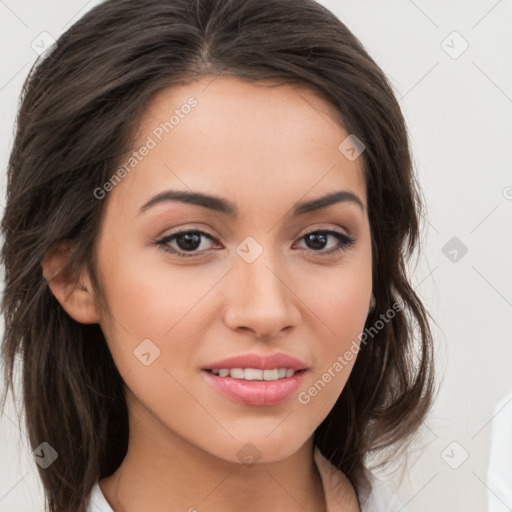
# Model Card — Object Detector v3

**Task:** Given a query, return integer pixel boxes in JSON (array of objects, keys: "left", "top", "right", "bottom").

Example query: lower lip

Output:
[{"left": 202, "top": 369, "right": 308, "bottom": 406}]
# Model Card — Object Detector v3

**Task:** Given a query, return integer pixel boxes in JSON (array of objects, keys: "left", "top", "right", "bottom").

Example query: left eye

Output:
[
  {"left": 155, "top": 229, "right": 355, "bottom": 258},
  {"left": 295, "top": 230, "right": 355, "bottom": 255}
]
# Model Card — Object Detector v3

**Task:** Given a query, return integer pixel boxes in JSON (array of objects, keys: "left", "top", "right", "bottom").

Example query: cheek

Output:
[
  {"left": 96, "top": 249, "right": 225, "bottom": 375},
  {"left": 296, "top": 258, "right": 371, "bottom": 403},
  {"left": 305, "top": 258, "right": 372, "bottom": 338},
  {"left": 118, "top": 264, "right": 225, "bottom": 337},
  {"left": 295, "top": 283, "right": 367, "bottom": 423}
]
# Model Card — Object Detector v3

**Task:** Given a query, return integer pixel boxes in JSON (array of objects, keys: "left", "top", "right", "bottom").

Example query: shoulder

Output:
[{"left": 313, "top": 445, "right": 404, "bottom": 512}]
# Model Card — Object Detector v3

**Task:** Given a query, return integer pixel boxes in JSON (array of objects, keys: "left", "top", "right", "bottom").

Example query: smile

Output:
[{"left": 206, "top": 367, "right": 298, "bottom": 380}]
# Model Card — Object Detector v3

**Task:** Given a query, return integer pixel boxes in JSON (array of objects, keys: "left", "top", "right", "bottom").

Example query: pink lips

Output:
[
  {"left": 202, "top": 352, "right": 308, "bottom": 371},
  {"left": 201, "top": 352, "right": 309, "bottom": 407},
  {"left": 202, "top": 369, "right": 308, "bottom": 406}
]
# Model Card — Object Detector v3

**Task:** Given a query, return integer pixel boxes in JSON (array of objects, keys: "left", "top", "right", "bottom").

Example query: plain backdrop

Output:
[{"left": 1, "top": 1, "right": 511, "bottom": 511}]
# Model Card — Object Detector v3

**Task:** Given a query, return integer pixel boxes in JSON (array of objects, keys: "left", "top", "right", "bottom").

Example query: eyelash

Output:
[{"left": 155, "top": 228, "right": 356, "bottom": 259}]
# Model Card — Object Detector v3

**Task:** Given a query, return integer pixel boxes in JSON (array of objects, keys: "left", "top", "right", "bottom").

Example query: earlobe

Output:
[{"left": 41, "top": 240, "right": 101, "bottom": 324}]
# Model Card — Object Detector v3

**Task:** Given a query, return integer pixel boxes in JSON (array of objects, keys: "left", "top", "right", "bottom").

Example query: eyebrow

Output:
[{"left": 138, "top": 189, "right": 365, "bottom": 216}]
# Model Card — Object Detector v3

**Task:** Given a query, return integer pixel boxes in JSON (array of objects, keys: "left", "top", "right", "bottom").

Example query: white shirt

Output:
[
  {"left": 487, "top": 390, "right": 512, "bottom": 511},
  {"left": 87, "top": 445, "right": 404, "bottom": 511}
]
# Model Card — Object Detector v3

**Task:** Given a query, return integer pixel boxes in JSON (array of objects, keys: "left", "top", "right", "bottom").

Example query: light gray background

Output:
[{"left": 1, "top": 1, "right": 511, "bottom": 511}]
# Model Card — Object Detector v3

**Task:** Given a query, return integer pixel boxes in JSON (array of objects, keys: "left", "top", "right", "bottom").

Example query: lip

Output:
[
  {"left": 202, "top": 352, "right": 309, "bottom": 371},
  {"left": 202, "top": 368, "right": 308, "bottom": 406}
]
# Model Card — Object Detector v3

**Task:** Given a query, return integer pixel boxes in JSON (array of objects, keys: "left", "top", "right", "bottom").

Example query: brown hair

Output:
[{"left": 0, "top": 0, "right": 435, "bottom": 510}]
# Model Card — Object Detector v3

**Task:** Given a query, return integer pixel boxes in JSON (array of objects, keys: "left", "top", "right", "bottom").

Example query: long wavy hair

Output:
[{"left": 0, "top": 0, "right": 435, "bottom": 510}]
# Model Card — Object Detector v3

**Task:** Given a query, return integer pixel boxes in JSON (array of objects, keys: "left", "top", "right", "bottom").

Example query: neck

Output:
[{"left": 99, "top": 394, "right": 328, "bottom": 512}]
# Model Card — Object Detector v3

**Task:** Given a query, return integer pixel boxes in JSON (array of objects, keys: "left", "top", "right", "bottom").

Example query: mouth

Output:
[
  {"left": 203, "top": 368, "right": 307, "bottom": 380},
  {"left": 202, "top": 368, "right": 308, "bottom": 406}
]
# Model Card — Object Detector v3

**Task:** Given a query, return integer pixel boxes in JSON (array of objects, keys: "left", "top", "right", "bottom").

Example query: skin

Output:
[{"left": 43, "top": 75, "right": 372, "bottom": 512}]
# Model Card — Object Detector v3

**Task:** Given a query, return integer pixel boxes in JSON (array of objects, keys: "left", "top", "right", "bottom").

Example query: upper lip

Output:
[{"left": 202, "top": 352, "right": 309, "bottom": 371}]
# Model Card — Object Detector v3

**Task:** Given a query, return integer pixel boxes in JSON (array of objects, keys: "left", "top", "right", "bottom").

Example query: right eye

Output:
[{"left": 155, "top": 229, "right": 220, "bottom": 258}]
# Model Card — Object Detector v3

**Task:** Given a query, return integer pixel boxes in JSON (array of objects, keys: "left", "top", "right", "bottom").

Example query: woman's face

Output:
[{"left": 91, "top": 76, "right": 372, "bottom": 463}]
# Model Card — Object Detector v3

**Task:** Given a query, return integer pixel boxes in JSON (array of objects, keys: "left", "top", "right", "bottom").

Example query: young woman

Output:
[{"left": 0, "top": 0, "right": 435, "bottom": 511}]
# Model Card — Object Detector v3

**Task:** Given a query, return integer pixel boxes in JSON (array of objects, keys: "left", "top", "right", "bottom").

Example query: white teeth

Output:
[
  {"left": 230, "top": 368, "right": 247, "bottom": 379},
  {"left": 209, "top": 368, "right": 298, "bottom": 380}
]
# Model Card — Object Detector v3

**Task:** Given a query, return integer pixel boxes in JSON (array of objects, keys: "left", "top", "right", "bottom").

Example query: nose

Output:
[{"left": 223, "top": 250, "right": 301, "bottom": 339}]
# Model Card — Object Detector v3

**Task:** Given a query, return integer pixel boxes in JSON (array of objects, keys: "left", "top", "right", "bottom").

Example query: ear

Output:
[{"left": 41, "top": 240, "right": 101, "bottom": 324}]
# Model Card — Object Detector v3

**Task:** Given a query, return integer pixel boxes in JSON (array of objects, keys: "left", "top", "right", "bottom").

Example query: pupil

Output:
[
  {"left": 177, "top": 233, "right": 201, "bottom": 251},
  {"left": 306, "top": 232, "right": 327, "bottom": 250}
]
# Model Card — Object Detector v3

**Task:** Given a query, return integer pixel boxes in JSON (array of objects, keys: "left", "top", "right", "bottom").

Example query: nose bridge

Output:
[
  {"left": 242, "top": 249, "right": 285, "bottom": 303},
  {"left": 237, "top": 238, "right": 289, "bottom": 307},
  {"left": 224, "top": 236, "right": 300, "bottom": 337}
]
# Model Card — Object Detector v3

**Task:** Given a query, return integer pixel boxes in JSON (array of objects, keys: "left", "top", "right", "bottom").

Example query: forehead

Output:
[
  {"left": 108, "top": 76, "right": 367, "bottom": 217},
  {"left": 144, "top": 76, "right": 344, "bottom": 130}
]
